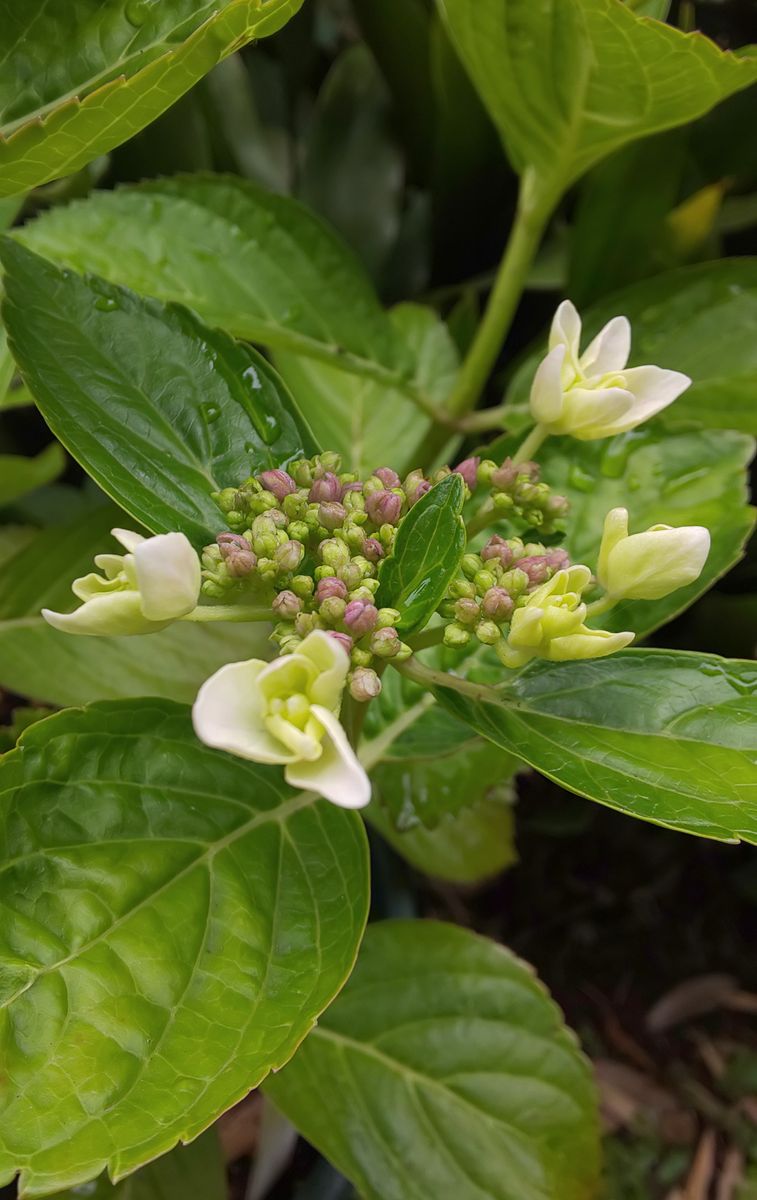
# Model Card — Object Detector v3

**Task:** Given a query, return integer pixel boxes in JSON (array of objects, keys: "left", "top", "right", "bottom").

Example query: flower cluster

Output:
[{"left": 40, "top": 301, "right": 711, "bottom": 813}]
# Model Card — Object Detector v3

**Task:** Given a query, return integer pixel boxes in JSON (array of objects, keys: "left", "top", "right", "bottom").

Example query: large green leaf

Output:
[
  {"left": 0, "top": 699, "right": 369, "bottom": 1196},
  {"left": 537, "top": 428, "right": 753, "bottom": 638},
  {"left": 0, "top": 505, "right": 273, "bottom": 706},
  {"left": 265, "top": 920, "right": 600, "bottom": 1200},
  {"left": 0, "top": 444, "right": 66, "bottom": 508},
  {"left": 274, "top": 304, "right": 459, "bottom": 476},
  {"left": 50, "top": 1132, "right": 225, "bottom": 1200},
  {"left": 436, "top": 649, "right": 757, "bottom": 843},
  {"left": 438, "top": 0, "right": 757, "bottom": 196},
  {"left": 0, "top": 0, "right": 303, "bottom": 197},
  {"left": 508, "top": 260, "right": 757, "bottom": 436},
  {"left": 0, "top": 239, "right": 316, "bottom": 544},
  {"left": 13, "top": 176, "right": 413, "bottom": 390},
  {"left": 376, "top": 473, "right": 466, "bottom": 635}
]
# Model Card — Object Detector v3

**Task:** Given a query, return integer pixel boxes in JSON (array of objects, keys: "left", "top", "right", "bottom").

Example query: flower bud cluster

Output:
[
  {"left": 207, "top": 452, "right": 425, "bottom": 698},
  {"left": 439, "top": 535, "right": 571, "bottom": 649},
  {"left": 477, "top": 456, "right": 569, "bottom": 533}
]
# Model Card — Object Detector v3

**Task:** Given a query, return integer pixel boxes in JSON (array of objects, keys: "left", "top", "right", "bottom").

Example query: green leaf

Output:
[
  {"left": 0, "top": 505, "right": 273, "bottom": 706},
  {"left": 438, "top": 0, "right": 757, "bottom": 196},
  {"left": 265, "top": 920, "right": 600, "bottom": 1200},
  {"left": 13, "top": 176, "right": 413, "bottom": 390},
  {"left": 0, "top": 699, "right": 369, "bottom": 1196},
  {"left": 0, "top": 239, "right": 316, "bottom": 544},
  {"left": 0, "top": 0, "right": 304, "bottom": 197},
  {"left": 532, "top": 428, "right": 754, "bottom": 638},
  {"left": 376, "top": 474, "right": 466, "bottom": 635},
  {"left": 434, "top": 649, "right": 757, "bottom": 843},
  {"left": 50, "top": 1132, "right": 225, "bottom": 1200},
  {"left": 0, "top": 444, "right": 66, "bottom": 508},
  {"left": 274, "top": 304, "right": 459, "bottom": 477}
]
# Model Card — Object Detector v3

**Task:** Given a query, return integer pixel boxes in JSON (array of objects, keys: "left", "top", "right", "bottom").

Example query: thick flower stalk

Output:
[
  {"left": 42, "top": 529, "right": 201, "bottom": 636},
  {"left": 529, "top": 300, "right": 691, "bottom": 440},
  {"left": 193, "top": 631, "right": 370, "bottom": 808}
]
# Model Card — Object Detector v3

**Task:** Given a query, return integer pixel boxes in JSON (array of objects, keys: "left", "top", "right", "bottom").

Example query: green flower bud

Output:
[
  {"left": 370, "top": 627, "right": 400, "bottom": 658},
  {"left": 287, "top": 520, "right": 310, "bottom": 544},
  {"left": 443, "top": 622, "right": 471, "bottom": 648},
  {"left": 290, "top": 459, "right": 313, "bottom": 488},
  {"left": 474, "top": 569, "right": 497, "bottom": 594},
  {"left": 449, "top": 578, "right": 477, "bottom": 600},
  {"left": 461, "top": 554, "right": 482, "bottom": 580},
  {"left": 476, "top": 460, "right": 498, "bottom": 486},
  {"left": 201, "top": 579, "right": 226, "bottom": 599},
  {"left": 291, "top": 574, "right": 314, "bottom": 599},
  {"left": 351, "top": 647, "right": 373, "bottom": 667},
  {"left": 492, "top": 491, "right": 515, "bottom": 512},
  {"left": 454, "top": 598, "right": 480, "bottom": 626},
  {"left": 295, "top": 612, "right": 320, "bottom": 637},
  {"left": 376, "top": 608, "right": 401, "bottom": 628},
  {"left": 475, "top": 620, "right": 501, "bottom": 645},
  {"left": 320, "top": 595, "right": 347, "bottom": 623},
  {"left": 282, "top": 492, "right": 307, "bottom": 521},
  {"left": 500, "top": 568, "right": 529, "bottom": 596},
  {"left": 394, "top": 641, "right": 413, "bottom": 663},
  {"left": 320, "top": 539, "right": 351, "bottom": 568}
]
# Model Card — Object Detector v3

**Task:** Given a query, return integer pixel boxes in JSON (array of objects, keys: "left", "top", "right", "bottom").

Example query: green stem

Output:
[
  {"left": 465, "top": 500, "right": 498, "bottom": 540},
  {"left": 512, "top": 423, "right": 549, "bottom": 465},
  {"left": 396, "top": 655, "right": 501, "bottom": 705},
  {"left": 585, "top": 594, "right": 616, "bottom": 620},
  {"left": 458, "top": 404, "right": 509, "bottom": 434},
  {"left": 405, "top": 625, "right": 446, "bottom": 651},
  {"left": 181, "top": 605, "right": 272, "bottom": 623}
]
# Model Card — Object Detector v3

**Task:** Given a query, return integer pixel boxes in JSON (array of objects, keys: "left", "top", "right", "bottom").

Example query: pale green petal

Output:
[
  {"left": 507, "top": 606, "right": 544, "bottom": 648},
  {"left": 597, "top": 507, "right": 630, "bottom": 590},
  {"left": 606, "top": 525, "right": 711, "bottom": 600},
  {"left": 135, "top": 532, "right": 201, "bottom": 621},
  {"left": 265, "top": 713, "right": 322, "bottom": 761},
  {"left": 298, "top": 630, "right": 350, "bottom": 710},
  {"left": 547, "top": 628, "right": 634, "bottom": 662},
  {"left": 192, "top": 659, "right": 291, "bottom": 763},
  {"left": 42, "top": 591, "right": 160, "bottom": 636},
  {"left": 529, "top": 344, "right": 566, "bottom": 426},
  {"left": 580, "top": 315, "right": 630, "bottom": 377},
  {"left": 93, "top": 552, "right": 128, "bottom": 580},
  {"left": 111, "top": 528, "right": 146, "bottom": 553},
  {"left": 258, "top": 654, "right": 317, "bottom": 703},
  {"left": 285, "top": 706, "right": 370, "bottom": 808},
  {"left": 547, "top": 385, "right": 633, "bottom": 438},
  {"left": 71, "top": 571, "right": 127, "bottom": 602},
  {"left": 495, "top": 639, "right": 533, "bottom": 669}
]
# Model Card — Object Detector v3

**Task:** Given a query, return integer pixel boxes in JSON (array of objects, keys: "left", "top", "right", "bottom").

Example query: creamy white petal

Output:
[
  {"left": 597, "top": 507, "right": 630, "bottom": 590},
  {"left": 580, "top": 315, "right": 631, "bottom": 377},
  {"left": 42, "top": 591, "right": 157, "bottom": 636},
  {"left": 258, "top": 653, "right": 317, "bottom": 702},
  {"left": 529, "top": 344, "right": 567, "bottom": 425},
  {"left": 111, "top": 528, "right": 146, "bottom": 553},
  {"left": 606, "top": 525, "right": 710, "bottom": 600},
  {"left": 548, "top": 629, "right": 634, "bottom": 661},
  {"left": 193, "top": 659, "right": 292, "bottom": 763},
  {"left": 298, "top": 630, "right": 351, "bottom": 711},
  {"left": 135, "top": 532, "right": 201, "bottom": 621},
  {"left": 285, "top": 706, "right": 370, "bottom": 808},
  {"left": 548, "top": 299, "right": 582, "bottom": 359},
  {"left": 547, "top": 385, "right": 634, "bottom": 438},
  {"left": 613, "top": 366, "right": 691, "bottom": 428},
  {"left": 93, "top": 553, "right": 128, "bottom": 579}
]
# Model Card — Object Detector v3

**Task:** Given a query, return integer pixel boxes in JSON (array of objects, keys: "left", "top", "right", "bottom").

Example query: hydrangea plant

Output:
[{"left": 0, "top": 1, "right": 756, "bottom": 1198}]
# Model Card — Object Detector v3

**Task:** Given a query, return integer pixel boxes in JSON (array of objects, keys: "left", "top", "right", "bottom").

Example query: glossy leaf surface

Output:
[
  {"left": 436, "top": 650, "right": 757, "bottom": 843},
  {"left": 0, "top": 240, "right": 316, "bottom": 543},
  {"left": 0, "top": 700, "right": 369, "bottom": 1196},
  {"left": 266, "top": 920, "right": 600, "bottom": 1200},
  {"left": 438, "top": 0, "right": 757, "bottom": 194},
  {"left": 376, "top": 473, "right": 466, "bottom": 634},
  {"left": 0, "top": 1, "right": 303, "bottom": 196}
]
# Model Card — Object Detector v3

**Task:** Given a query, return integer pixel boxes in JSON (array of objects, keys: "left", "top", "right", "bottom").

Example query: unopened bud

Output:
[
  {"left": 320, "top": 596, "right": 346, "bottom": 623},
  {"left": 490, "top": 459, "right": 519, "bottom": 491},
  {"left": 461, "top": 554, "right": 482, "bottom": 580},
  {"left": 518, "top": 556, "right": 551, "bottom": 586},
  {"left": 481, "top": 587, "right": 514, "bottom": 622},
  {"left": 290, "top": 459, "right": 313, "bottom": 488},
  {"left": 320, "top": 538, "right": 351, "bottom": 568},
  {"left": 363, "top": 537, "right": 384, "bottom": 562},
  {"left": 327, "top": 630, "right": 353, "bottom": 655},
  {"left": 338, "top": 562, "right": 363, "bottom": 590},
  {"left": 476, "top": 620, "right": 501, "bottom": 645},
  {"left": 316, "top": 451, "right": 342, "bottom": 474},
  {"left": 350, "top": 667, "right": 382, "bottom": 702},
  {"left": 370, "top": 627, "right": 400, "bottom": 658},
  {"left": 366, "top": 490, "right": 402, "bottom": 526},
  {"left": 272, "top": 590, "right": 302, "bottom": 619},
  {"left": 318, "top": 501, "right": 348, "bottom": 530},
  {"left": 376, "top": 608, "right": 400, "bottom": 629},
  {"left": 275, "top": 540, "right": 304, "bottom": 573},
  {"left": 344, "top": 599, "right": 378, "bottom": 637},
  {"left": 474, "top": 570, "right": 497, "bottom": 594},
  {"left": 404, "top": 470, "right": 431, "bottom": 507},
  {"left": 291, "top": 574, "right": 314, "bottom": 599},
  {"left": 295, "top": 612, "right": 319, "bottom": 637},
  {"left": 443, "top": 622, "right": 471, "bottom": 648},
  {"left": 258, "top": 469, "right": 297, "bottom": 501},
  {"left": 476, "top": 460, "right": 497, "bottom": 486},
  {"left": 481, "top": 536, "right": 513, "bottom": 569},
  {"left": 374, "top": 466, "right": 401, "bottom": 488},
  {"left": 217, "top": 532, "right": 256, "bottom": 578},
  {"left": 546, "top": 548, "right": 571, "bottom": 572},
  {"left": 454, "top": 457, "right": 480, "bottom": 490},
  {"left": 454, "top": 598, "right": 480, "bottom": 625},
  {"left": 546, "top": 494, "right": 570, "bottom": 520},
  {"left": 316, "top": 576, "right": 347, "bottom": 603},
  {"left": 309, "top": 473, "right": 342, "bottom": 503},
  {"left": 449, "top": 579, "right": 476, "bottom": 600}
]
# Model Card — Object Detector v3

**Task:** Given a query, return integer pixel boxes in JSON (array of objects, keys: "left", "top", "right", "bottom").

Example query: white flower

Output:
[
  {"left": 42, "top": 528, "right": 201, "bottom": 636},
  {"left": 496, "top": 565, "right": 634, "bottom": 669},
  {"left": 192, "top": 630, "right": 370, "bottom": 809},
  {"left": 529, "top": 300, "right": 691, "bottom": 440},
  {"left": 597, "top": 508, "right": 711, "bottom": 601}
]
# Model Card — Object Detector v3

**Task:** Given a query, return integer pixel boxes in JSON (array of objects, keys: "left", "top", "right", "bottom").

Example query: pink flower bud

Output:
[
  {"left": 316, "top": 576, "right": 348, "bottom": 603},
  {"left": 519, "top": 555, "right": 551, "bottom": 586},
  {"left": 374, "top": 466, "right": 401, "bottom": 488},
  {"left": 454, "top": 598, "right": 480, "bottom": 626},
  {"left": 318, "top": 501, "right": 348, "bottom": 530},
  {"left": 309, "top": 472, "right": 342, "bottom": 503},
  {"left": 272, "top": 590, "right": 302, "bottom": 619},
  {"left": 366, "top": 490, "right": 402, "bottom": 526},
  {"left": 258, "top": 469, "right": 297, "bottom": 501},
  {"left": 404, "top": 470, "right": 431, "bottom": 507},
  {"left": 481, "top": 535, "right": 513, "bottom": 568},
  {"left": 546, "top": 494, "right": 570, "bottom": 519},
  {"left": 217, "top": 532, "right": 256, "bottom": 577},
  {"left": 362, "top": 537, "right": 384, "bottom": 563},
  {"left": 327, "top": 630, "right": 353, "bottom": 655},
  {"left": 344, "top": 599, "right": 378, "bottom": 637},
  {"left": 546, "top": 548, "right": 570, "bottom": 572},
  {"left": 481, "top": 587, "right": 514, "bottom": 622},
  {"left": 350, "top": 667, "right": 382, "bottom": 702},
  {"left": 490, "top": 458, "right": 518, "bottom": 491},
  {"left": 454, "top": 457, "right": 480, "bottom": 490},
  {"left": 370, "top": 626, "right": 400, "bottom": 658}
]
